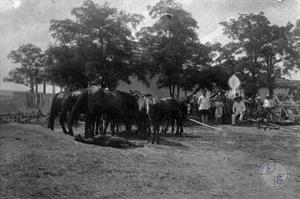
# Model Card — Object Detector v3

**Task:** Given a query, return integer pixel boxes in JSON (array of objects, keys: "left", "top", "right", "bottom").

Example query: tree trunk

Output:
[
  {"left": 177, "top": 84, "right": 180, "bottom": 97},
  {"left": 268, "top": 85, "right": 274, "bottom": 97},
  {"left": 29, "top": 78, "right": 34, "bottom": 93},
  {"left": 172, "top": 85, "right": 175, "bottom": 97},
  {"left": 43, "top": 82, "right": 46, "bottom": 94},
  {"left": 30, "top": 86, "right": 34, "bottom": 93},
  {"left": 52, "top": 83, "right": 55, "bottom": 94},
  {"left": 35, "top": 83, "right": 38, "bottom": 93}
]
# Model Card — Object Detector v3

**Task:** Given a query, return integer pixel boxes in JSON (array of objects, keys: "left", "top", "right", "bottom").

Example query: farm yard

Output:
[
  {"left": 1, "top": 0, "right": 300, "bottom": 198},
  {"left": 0, "top": 123, "right": 300, "bottom": 199}
]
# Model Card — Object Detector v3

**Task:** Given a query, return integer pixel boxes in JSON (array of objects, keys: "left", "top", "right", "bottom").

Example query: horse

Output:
[
  {"left": 166, "top": 98, "right": 188, "bottom": 135},
  {"left": 135, "top": 95, "right": 188, "bottom": 144},
  {"left": 100, "top": 90, "right": 139, "bottom": 135},
  {"left": 113, "top": 90, "right": 139, "bottom": 133},
  {"left": 48, "top": 90, "right": 82, "bottom": 136},
  {"left": 68, "top": 86, "right": 136, "bottom": 138},
  {"left": 74, "top": 134, "right": 144, "bottom": 148},
  {"left": 135, "top": 95, "right": 152, "bottom": 139}
]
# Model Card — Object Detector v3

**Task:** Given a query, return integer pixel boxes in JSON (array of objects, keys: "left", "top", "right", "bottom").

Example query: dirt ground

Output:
[{"left": 0, "top": 123, "right": 300, "bottom": 199}]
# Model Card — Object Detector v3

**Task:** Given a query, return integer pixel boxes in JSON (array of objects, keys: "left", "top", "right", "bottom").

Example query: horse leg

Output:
[
  {"left": 116, "top": 123, "right": 120, "bottom": 133},
  {"left": 161, "top": 121, "right": 166, "bottom": 134},
  {"left": 48, "top": 115, "right": 55, "bottom": 130},
  {"left": 151, "top": 124, "right": 157, "bottom": 144},
  {"left": 66, "top": 112, "right": 74, "bottom": 136},
  {"left": 59, "top": 111, "right": 69, "bottom": 135},
  {"left": 111, "top": 122, "right": 116, "bottom": 136},
  {"left": 156, "top": 124, "right": 161, "bottom": 144},
  {"left": 179, "top": 120, "right": 184, "bottom": 135},
  {"left": 128, "top": 122, "right": 132, "bottom": 133},
  {"left": 103, "top": 120, "right": 109, "bottom": 135},
  {"left": 125, "top": 121, "right": 132, "bottom": 134},
  {"left": 95, "top": 115, "right": 99, "bottom": 135},
  {"left": 164, "top": 119, "right": 169, "bottom": 134},
  {"left": 171, "top": 119, "right": 175, "bottom": 134},
  {"left": 147, "top": 122, "right": 151, "bottom": 139},
  {"left": 99, "top": 116, "right": 104, "bottom": 134},
  {"left": 84, "top": 117, "right": 90, "bottom": 138},
  {"left": 65, "top": 111, "right": 74, "bottom": 136},
  {"left": 90, "top": 114, "right": 96, "bottom": 137}
]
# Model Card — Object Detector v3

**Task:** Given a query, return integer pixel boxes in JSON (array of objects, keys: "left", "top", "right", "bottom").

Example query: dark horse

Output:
[
  {"left": 136, "top": 95, "right": 188, "bottom": 144},
  {"left": 48, "top": 90, "right": 82, "bottom": 136},
  {"left": 149, "top": 97, "right": 188, "bottom": 144},
  {"left": 74, "top": 134, "right": 144, "bottom": 148},
  {"left": 68, "top": 86, "right": 138, "bottom": 138}
]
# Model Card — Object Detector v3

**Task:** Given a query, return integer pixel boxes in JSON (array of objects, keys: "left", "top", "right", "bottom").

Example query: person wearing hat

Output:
[{"left": 232, "top": 96, "right": 246, "bottom": 125}]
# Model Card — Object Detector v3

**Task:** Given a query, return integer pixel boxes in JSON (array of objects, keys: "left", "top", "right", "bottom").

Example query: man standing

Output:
[
  {"left": 232, "top": 96, "right": 246, "bottom": 125},
  {"left": 197, "top": 89, "right": 210, "bottom": 124},
  {"left": 263, "top": 95, "right": 274, "bottom": 119}
]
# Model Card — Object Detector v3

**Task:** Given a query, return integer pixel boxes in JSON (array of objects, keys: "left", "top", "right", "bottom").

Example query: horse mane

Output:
[{"left": 137, "top": 96, "right": 155, "bottom": 114}]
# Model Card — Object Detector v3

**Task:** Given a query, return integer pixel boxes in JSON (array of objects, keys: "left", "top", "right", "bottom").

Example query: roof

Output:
[{"left": 274, "top": 78, "right": 300, "bottom": 88}]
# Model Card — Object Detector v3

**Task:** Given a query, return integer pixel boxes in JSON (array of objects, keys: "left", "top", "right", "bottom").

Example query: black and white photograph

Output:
[{"left": 0, "top": 0, "right": 300, "bottom": 198}]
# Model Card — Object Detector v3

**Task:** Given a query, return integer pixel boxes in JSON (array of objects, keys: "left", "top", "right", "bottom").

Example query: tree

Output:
[
  {"left": 137, "top": 0, "right": 209, "bottom": 96},
  {"left": 221, "top": 12, "right": 300, "bottom": 97},
  {"left": 47, "top": 0, "right": 144, "bottom": 90},
  {"left": 4, "top": 44, "right": 45, "bottom": 93}
]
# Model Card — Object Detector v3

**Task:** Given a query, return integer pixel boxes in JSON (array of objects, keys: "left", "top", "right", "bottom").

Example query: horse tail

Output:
[
  {"left": 67, "top": 89, "right": 88, "bottom": 129},
  {"left": 48, "top": 93, "right": 60, "bottom": 130}
]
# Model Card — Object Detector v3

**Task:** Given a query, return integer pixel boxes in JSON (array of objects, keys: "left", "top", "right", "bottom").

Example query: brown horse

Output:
[{"left": 48, "top": 90, "right": 83, "bottom": 136}]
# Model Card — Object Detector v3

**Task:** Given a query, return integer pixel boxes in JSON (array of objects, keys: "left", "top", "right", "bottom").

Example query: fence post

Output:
[
  {"left": 37, "top": 111, "right": 40, "bottom": 123},
  {"left": 17, "top": 112, "right": 20, "bottom": 123}
]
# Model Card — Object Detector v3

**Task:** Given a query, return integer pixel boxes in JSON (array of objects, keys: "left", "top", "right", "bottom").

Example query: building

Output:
[{"left": 257, "top": 78, "right": 300, "bottom": 99}]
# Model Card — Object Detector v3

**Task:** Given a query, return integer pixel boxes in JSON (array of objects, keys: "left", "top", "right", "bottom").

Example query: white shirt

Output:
[
  {"left": 197, "top": 95, "right": 210, "bottom": 110},
  {"left": 233, "top": 101, "right": 246, "bottom": 114},
  {"left": 263, "top": 99, "right": 272, "bottom": 108}
]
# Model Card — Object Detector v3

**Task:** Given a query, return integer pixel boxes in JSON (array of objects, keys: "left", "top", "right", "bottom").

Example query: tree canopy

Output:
[
  {"left": 4, "top": 44, "right": 46, "bottom": 93},
  {"left": 47, "top": 0, "right": 144, "bottom": 90},
  {"left": 4, "top": 1, "right": 300, "bottom": 97},
  {"left": 136, "top": 0, "right": 214, "bottom": 96},
  {"left": 220, "top": 12, "right": 300, "bottom": 97}
]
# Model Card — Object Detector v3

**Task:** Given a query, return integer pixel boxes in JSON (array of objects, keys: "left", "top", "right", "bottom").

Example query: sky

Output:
[{"left": 0, "top": 0, "right": 299, "bottom": 92}]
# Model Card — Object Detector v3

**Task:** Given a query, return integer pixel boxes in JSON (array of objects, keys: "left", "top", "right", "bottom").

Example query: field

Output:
[{"left": 0, "top": 123, "right": 300, "bottom": 199}]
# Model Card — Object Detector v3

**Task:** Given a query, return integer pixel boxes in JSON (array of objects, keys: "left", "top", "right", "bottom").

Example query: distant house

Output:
[
  {"left": 117, "top": 76, "right": 174, "bottom": 97},
  {"left": 257, "top": 78, "right": 300, "bottom": 99}
]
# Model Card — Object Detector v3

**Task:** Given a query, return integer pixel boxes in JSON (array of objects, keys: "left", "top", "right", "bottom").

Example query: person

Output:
[
  {"left": 197, "top": 89, "right": 211, "bottom": 124},
  {"left": 263, "top": 95, "right": 274, "bottom": 119},
  {"left": 232, "top": 96, "right": 246, "bottom": 125},
  {"left": 263, "top": 95, "right": 273, "bottom": 108},
  {"left": 213, "top": 90, "right": 226, "bottom": 124},
  {"left": 245, "top": 97, "right": 255, "bottom": 118},
  {"left": 214, "top": 101, "right": 223, "bottom": 124}
]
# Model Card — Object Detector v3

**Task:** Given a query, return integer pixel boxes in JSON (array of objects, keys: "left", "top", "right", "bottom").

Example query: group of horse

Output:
[{"left": 48, "top": 86, "right": 188, "bottom": 144}]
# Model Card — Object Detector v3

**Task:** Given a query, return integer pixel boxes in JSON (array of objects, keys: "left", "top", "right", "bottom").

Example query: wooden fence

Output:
[
  {"left": 0, "top": 111, "right": 45, "bottom": 124},
  {"left": 0, "top": 91, "right": 54, "bottom": 124}
]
